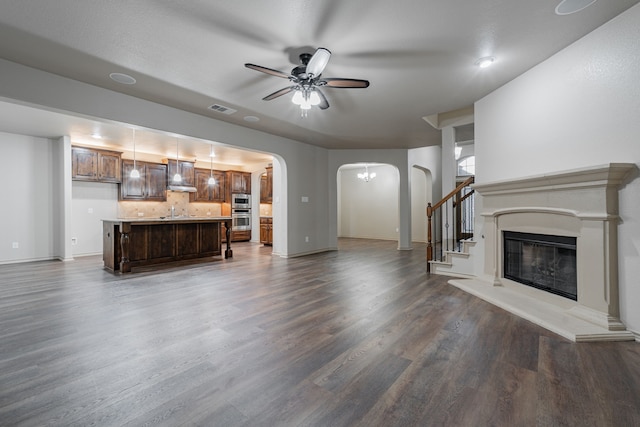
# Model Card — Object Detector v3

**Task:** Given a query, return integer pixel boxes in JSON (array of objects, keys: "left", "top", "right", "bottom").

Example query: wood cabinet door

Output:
[
  {"left": 227, "top": 171, "right": 251, "bottom": 194},
  {"left": 180, "top": 161, "right": 195, "bottom": 186},
  {"left": 198, "top": 222, "right": 221, "bottom": 255},
  {"left": 260, "top": 224, "right": 268, "bottom": 244},
  {"left": 265, "top": 167, "right": 272, "bottom": 203},
  {"left": 211, "top": 171, "right": 226, "bottom": 202},
  {"left": 168, "top": 160, "right": 195, "bottom": 186},
  {"left": 191, "top": 169, "right": 226, "bottom": 202},
  {"left": 98, "top": 152, "right": 121, "bottom": 183},
  {"left": 228, "top": 171, "right": 244, "bottom": 193},
  {"left": 243, "top": 172, "right": 251, "bottom": 194},
  {"left": 191, "top": 169, "right": 212, "bottom": 202},
  {"left": 146, "top": 163, "right": 167, "bottom": 201},
  {"left": 120, "top": 160, "right": 145, "bottom": 200},
  {"left": 260, "top": 175, "right": 267, "bottom": 203},
  {"left": 72, "top": 147, "right": 98, "bottom": 180}
]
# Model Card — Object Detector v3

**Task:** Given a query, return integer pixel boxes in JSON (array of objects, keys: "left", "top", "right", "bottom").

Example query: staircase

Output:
[{"left": 427, "top": 176, "right": 477, "bottom": 276}]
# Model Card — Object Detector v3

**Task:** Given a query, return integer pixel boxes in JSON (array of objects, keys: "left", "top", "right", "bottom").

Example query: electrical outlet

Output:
[
  {"left": 305, "top": 236, "right": 309, "bottom": 242},
  {"left": 87, "top": 208, "right": 94, "bottom": 214},
  {"left": 301, "top": 196, "right": 309, "bottom": 203},
  {"left": 71, "top": 237, "right": 78, "bottom": 245},
  {"left": 138, "top": 212, "right": 144, "bottom": 217},
  {"left": 12, "top": 242, "right": 19, "bottom": 249}
]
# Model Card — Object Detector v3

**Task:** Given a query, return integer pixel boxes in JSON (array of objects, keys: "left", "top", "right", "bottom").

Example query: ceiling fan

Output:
[{"left": 245, "top": 47, "right": 369, "bottom": 112}]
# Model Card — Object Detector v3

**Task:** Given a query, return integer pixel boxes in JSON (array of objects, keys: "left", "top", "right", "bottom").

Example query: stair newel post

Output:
[{"left": 426, "top": 203, "right": 433, "bottom": 272}]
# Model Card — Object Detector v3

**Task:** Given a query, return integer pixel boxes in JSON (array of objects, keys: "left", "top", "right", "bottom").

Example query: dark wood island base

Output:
[{"left": 102, "top": 217, "right": 232, "bottom": 273}]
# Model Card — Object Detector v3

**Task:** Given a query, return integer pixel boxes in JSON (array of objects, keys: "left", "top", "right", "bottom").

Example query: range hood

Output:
[{"left": 167, "top": 185, "right": 197, "bottom": 193}]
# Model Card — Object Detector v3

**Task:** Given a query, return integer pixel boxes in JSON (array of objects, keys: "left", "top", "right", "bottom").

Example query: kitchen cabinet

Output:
[
  {"left": 190, "top": 168, "right": 226, "bottom": 203},
  {"left": 226, "top": 170, "right": 251, "bottom": 195},
  {"left": 260, "top": 217, "right": 273, "bottom": 245},
  {"left": 167, "top": 160, "right": 195, "bottom": 187},
  {"left": 72, "top": 146, "right": 122, "bottom": 183},
  {"left": 120, "top": 160, "right": 167, "bottom": 201},
  {"left": 260, "top": 166, "right": 273, "bottom": 203},
  {"left": 102, "top": 217, "right": 232, "bottom": 273},
  {"left": 221, "top": 222, "right": 251, "bottom": 243}
]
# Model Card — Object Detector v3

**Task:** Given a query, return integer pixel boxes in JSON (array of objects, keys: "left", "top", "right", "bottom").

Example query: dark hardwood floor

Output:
[{"left": 1, "top": 238, "right": 639, "bottom": 426}]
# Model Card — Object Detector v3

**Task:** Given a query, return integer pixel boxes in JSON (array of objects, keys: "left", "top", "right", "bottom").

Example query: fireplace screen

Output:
[{"left": 503, "top": 231, "right": 577, "bottom": 300}]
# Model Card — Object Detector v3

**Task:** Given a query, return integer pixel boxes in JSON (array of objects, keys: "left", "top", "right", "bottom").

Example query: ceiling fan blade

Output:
[
  {"left": 306, "top": 48, "right": 331, "bottom": 77},
  {"left": 245, "top": 63, "right": 290, "bottom": 79},
  {"left": 316, "top": 89, "right": 330, "bottom": 110},
  {"left": 323, "top": 78, "right": 370, "bottom": 88},
  {"left": 262, "top": 86, "right": 296, "bottom": 101}
]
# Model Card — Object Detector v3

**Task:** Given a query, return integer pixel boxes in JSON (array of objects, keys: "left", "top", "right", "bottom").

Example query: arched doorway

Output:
[{"left": 337, "top": 163, "right": 400, "bottom": 241}]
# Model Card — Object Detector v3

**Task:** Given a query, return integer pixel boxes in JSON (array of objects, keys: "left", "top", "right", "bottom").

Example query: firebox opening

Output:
[{"left": 503, "top": 231, "right": 577, "bottom": 301}]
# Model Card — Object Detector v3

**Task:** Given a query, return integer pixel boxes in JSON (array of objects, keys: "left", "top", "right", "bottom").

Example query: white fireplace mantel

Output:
[{"left": 449, "top": 163, "right": 637, "bottom": 342}]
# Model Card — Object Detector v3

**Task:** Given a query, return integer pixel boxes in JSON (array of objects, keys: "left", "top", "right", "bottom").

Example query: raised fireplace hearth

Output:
[{"left": 449, "top": 163, "right": 636, "bottom": 342}]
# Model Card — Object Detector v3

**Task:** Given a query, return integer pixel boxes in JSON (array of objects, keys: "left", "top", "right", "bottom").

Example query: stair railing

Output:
[{"left": 426, "top": 176, "right": 475, "bottom": 272}]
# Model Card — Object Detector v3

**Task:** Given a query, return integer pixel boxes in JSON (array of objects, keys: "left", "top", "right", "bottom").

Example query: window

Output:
[{"left": 457, "top": 155, "right": 475, "bottom": 176}]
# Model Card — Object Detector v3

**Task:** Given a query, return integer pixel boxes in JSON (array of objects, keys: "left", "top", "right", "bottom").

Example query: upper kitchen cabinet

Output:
[
  {"left": 166, "top": 160, "right": 195, "bottom": 187},
  {"left": 260, "top": 166, "right": 273, "bottom": 204},
  {"left": 190, "top": 168, "right": 226, "bottom": 203},
  {"left": 72, "top": 146, "right": 122, "bottom": 183},
  {"left": 120, "top": 160, "right": 167, "bottom": 201},
  {"left": 226, "top": 171, "right": 251, "bottom": 195}
]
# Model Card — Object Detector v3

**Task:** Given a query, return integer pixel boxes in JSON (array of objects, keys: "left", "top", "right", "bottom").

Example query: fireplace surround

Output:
[{"left": 449, "top": 163, "right": 636, "bottom": 342}]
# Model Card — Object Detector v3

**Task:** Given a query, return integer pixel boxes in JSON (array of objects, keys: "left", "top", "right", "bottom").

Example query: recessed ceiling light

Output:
[
  {"left": 109, "top": 72, "right": 137, "bottom": 85},
  {"left": 475, "top": 56, "right": 495, "bottom": 68},
  {"left": 91, "top": 133, "right": 102, "bottom": 139},
  {"left": 555, "top": 0, "right": 597, "bottom": 15},
  {"left": 243, "top": 115, "right": 260, "bottom": 122}
]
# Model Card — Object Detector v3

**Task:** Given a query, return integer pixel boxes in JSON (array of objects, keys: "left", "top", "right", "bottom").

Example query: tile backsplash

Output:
[{"left": 118, "top": 192, "right": 223, "bottom": 218}]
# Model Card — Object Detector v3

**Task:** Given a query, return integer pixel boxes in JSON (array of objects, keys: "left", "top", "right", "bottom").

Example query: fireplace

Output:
[
  {"left": 503, "top": 231, "right": 577, "bottom": 300},
  {"left": 448, "top": 163, "right": 636, "bottom": 341}
]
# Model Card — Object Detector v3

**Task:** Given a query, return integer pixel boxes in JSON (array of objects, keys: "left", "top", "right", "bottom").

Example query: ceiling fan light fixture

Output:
[
  {"left": 291, "top": 90, "right": 304, "bottom": 105},
  {"left": 309, "top": 91, "right": 321, "bottom": 106},
  {"left": 306, "top": 48, "right": 331, "bottom": 77}
]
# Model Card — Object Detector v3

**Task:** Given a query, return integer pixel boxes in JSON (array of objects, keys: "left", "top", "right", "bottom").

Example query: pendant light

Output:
[
  {"left": 130, "top": 129, "right": 140, "bottom": 178},
  {"left": 173, "top": 138, "right": 181, "bottom": 183},
  {"left": 208, "top": 146, "right": 216, "bottom": 185}
]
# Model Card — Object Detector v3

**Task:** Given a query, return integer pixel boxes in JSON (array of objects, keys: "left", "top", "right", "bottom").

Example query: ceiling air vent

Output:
[{"left": 208, "top": 104, "right": 237, "bottom": 115}]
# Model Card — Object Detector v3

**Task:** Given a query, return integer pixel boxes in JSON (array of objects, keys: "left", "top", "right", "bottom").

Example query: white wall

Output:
[
  {"left": 71, "top": 181, "right": 118, "bottom": 256},
  {"left": 0, "top": 132, "right": 57, "bottom": 263},
  {"left": 338, "top": 164, "right": 399, "bottom": 240},
  {"left": 409, "top": 145, "right": 442, "bottom": 243},
  {"left": 475, "top": 4, "right": 640, "bottom": 334}
]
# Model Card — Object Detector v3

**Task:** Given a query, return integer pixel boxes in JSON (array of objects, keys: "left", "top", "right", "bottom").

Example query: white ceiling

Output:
[{"left": 0, "top": 0, "right": 637, "bottom": 160}]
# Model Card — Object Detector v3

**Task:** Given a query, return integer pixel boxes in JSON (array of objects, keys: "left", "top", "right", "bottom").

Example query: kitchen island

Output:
[{"left": 102, "top": 217, "right": 232, "bottom": 273}]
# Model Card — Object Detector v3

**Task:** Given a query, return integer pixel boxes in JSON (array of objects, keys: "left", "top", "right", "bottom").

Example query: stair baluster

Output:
[{"left": 426, "top": 176, "right": 474, "bottom": 272}]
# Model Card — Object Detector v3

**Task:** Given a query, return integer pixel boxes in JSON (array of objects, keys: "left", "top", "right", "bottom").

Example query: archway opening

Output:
[{"left": 337, "top": 163, "right": 400, "bottom": 242}]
